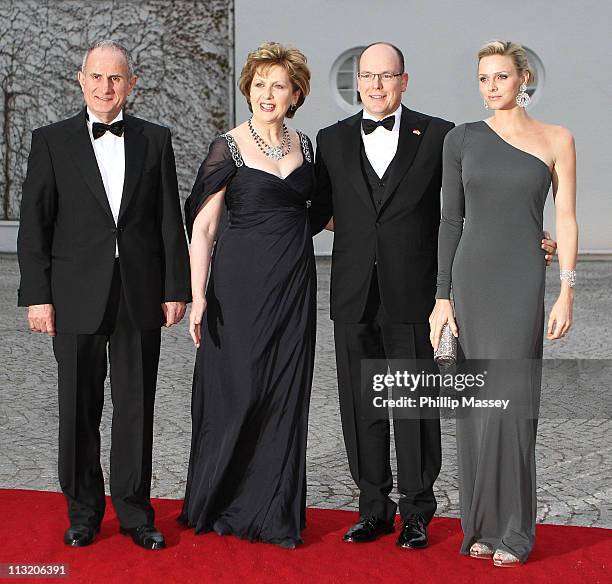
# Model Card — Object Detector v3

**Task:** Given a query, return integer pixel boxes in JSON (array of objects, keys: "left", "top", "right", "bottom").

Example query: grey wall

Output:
[
  {"left": 0, "top": 0, "right": 232, "bottom": 221},
  {"left": 235, "top": 0, "right": 612, "bottom": 252}
]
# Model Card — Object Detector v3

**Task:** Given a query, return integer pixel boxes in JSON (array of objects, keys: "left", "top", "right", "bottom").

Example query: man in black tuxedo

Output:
[
  {"left": 17, "top": 40, "right": 191, "bottom": 550},
  {"left": 310, "top": 42, "right": 554, "bottom": 549}
]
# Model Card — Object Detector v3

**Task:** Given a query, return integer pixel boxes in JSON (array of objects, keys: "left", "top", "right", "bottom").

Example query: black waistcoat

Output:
[{"left": 360, "top": 141, "right": 397, "bottom": 210}]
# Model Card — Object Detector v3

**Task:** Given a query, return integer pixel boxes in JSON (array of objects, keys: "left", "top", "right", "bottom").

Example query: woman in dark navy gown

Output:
[{"left": 178, "top": 43, "right": 315, "bottom": 548}]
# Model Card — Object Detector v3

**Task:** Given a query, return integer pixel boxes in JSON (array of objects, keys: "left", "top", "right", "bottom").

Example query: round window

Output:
[
  {"left": 330, "top": 47, "right": 365, "bottom": 112},
  {"left": 523, "top": 46, "right": 545, "bottom": 105}
]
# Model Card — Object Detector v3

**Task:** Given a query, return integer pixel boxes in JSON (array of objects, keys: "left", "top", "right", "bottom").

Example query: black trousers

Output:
[
  {"left": 333, "top": 271, "right": 441, "bottom": 524},
  {"left": 52, "top": 260, "right": 161, "bottom": 529}
]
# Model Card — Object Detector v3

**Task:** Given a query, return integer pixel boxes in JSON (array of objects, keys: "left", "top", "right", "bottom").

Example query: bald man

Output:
[{"left": 309, "top": 42, "right": 554, "bottom": 549}]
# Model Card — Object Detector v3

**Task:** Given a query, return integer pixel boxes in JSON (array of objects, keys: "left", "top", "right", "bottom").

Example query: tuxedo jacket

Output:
[
  {"left": 17, "top": 108, "right": 191, "bottom": 334},
  {"left": 310, "top": 105, "right": 454, "bottom": 323}
]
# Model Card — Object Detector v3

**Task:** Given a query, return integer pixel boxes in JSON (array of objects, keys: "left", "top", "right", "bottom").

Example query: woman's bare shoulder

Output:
[{"left": 532, "top": 119, "right": 574, "bottom": 143}]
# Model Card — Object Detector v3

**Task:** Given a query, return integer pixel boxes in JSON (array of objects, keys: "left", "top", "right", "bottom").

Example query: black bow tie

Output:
[
  {"left": 92, "top": 120, "right": 124, "bottom": 139},
  {"left": 362, "top": 116, "right": 395, "bottom": 135}
]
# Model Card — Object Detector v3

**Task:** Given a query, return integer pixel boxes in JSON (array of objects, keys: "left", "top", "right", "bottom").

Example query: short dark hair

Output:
[{"left": 359, "top": 42, "right": 405, "bottom": 73}]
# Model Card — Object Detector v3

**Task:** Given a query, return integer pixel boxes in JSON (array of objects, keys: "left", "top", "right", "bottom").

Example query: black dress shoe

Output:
[
  {"left": 64, "top": 525, "right": 99, "bottom": 547},
  {"left": 120, "top": 525, "right": 166, "bottom": 550},
  {"left": 343, "top": 516, "right": 394, "bottom": 543},
  {"left": 396, "top": 514, "right": 428, "bottom": 549}
]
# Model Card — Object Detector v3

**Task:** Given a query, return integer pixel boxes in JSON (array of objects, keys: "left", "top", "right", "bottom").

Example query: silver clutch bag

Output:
[{"left": 434, "top": 323, "right": 457, "bottom": 366}]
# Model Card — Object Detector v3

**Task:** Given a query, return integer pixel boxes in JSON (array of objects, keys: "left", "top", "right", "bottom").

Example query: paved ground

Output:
[{"left": 1, "top": 254, "right": 610, "bottom": 527}]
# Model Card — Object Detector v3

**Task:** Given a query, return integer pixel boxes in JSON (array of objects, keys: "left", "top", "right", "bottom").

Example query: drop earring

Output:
[
  {"left": 516, "top": 84, "right": 531, "bottom": 108},
  {"left": 483, "top": 100, "right": 489, "bottom": 109}
]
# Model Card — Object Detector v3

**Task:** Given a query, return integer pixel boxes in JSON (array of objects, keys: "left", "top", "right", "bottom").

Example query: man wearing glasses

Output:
[
  {"left": 309, "top": 41, "right": 453, "bottom": 550},
  {"left": 310, "top": 41, "right": 557, "bottom": 551}
]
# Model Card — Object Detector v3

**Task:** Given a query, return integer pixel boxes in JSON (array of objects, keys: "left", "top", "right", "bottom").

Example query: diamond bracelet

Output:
[{"left": 560, "top": 269, "right": 576, "bottom": 287}]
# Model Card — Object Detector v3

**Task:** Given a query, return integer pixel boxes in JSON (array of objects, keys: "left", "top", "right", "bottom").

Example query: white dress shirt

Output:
[
  {"left": 86, "top": 108, "right": 125, "bottom": 257},
  {"left": 361, "top": 105, "right": 402, "bottom": 179}
]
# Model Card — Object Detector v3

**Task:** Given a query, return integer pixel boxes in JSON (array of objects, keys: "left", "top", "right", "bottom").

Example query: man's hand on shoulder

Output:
[
  {"left": 162, "top": 301, "right": 186, "bottom": 327},
  {"left": 27, "top": 304, "right": 56, "bottom": 336}
]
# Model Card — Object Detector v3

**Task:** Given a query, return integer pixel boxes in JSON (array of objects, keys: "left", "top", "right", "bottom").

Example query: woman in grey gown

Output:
[{"left": 430, "top": 41, "right": 578, "bottom": 566}]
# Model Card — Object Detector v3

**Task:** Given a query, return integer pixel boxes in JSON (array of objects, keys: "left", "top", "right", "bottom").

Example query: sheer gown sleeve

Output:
[
  {"left": 436, "top": 124, "right": 467, "bottom": 300},
  {"left": 184, "top": 136, "right": 237, "bottom": 241}
]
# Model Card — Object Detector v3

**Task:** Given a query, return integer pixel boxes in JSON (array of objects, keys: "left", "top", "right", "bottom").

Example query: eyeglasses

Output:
[{"left": 357, "top": 72, "right": 403, "bottom": 83}]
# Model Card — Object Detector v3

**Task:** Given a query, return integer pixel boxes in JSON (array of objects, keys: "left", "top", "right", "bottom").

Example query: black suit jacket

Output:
[
  {"left": 17, "top": 108, "right": 191, "bottom": 334},
  {"left": 310, "top": 106, "right": 454, "bottom": 323}
]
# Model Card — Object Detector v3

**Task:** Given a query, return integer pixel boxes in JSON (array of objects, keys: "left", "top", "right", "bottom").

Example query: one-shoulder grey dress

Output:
[{"left": 436, "top": 121, "right": 552, "bottom": 561}]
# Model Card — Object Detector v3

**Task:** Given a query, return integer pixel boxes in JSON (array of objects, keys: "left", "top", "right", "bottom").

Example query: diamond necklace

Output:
[{"left": 248, "top": 118, "right": 291, "bottom": 160}]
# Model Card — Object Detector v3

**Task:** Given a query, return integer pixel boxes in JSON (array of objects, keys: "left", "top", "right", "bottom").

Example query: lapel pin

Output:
[{"left": 412, "top": 129, "right": 421, "bottom": 135}]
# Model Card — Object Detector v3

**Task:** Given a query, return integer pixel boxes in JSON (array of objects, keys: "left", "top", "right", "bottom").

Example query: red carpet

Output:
[{"left": 0, "top": 489, "right": 609, "bottom": 583}]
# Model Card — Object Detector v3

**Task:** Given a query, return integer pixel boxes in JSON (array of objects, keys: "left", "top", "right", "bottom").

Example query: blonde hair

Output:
[
  {"left": 478, "top": 40, "right": 534, "bottom": 84},
  {"left": 238, "top": 42, "right": 310, "bottom": 118}
]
